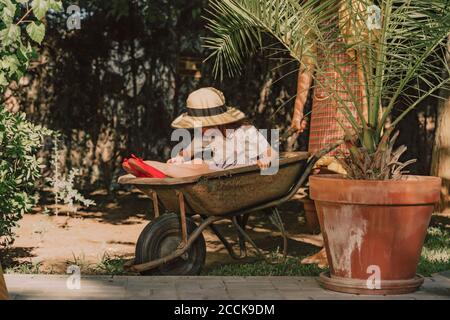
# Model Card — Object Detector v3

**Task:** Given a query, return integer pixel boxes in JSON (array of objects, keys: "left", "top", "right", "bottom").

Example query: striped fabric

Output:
[
  {"left": 172, "top": 107, "right": 246, "bottom": 129},
  {"left": 308, "top": 39, "right": 362, "bottom": 156},
  {"left": 171, "top": 87, "right": 247, "bottom": 129}
]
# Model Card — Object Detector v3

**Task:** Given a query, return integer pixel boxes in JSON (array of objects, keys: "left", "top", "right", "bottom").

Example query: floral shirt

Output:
[{"left": 183, "top": 125, "right": 271, "bottom": 170}]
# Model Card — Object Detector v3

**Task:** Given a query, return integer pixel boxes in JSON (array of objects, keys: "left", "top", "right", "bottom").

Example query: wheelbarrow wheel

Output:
[{"left": 135, "top": 213, "right": 206, "bottom": 276}]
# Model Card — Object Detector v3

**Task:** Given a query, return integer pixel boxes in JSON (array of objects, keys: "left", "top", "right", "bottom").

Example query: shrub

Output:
[
  {"left": 0, "top": 0, "right": 63, "bottom": 246},
  {"left": 0, "top": 107, "right": 51, "bottom": 246},
  {"left": 47, "top": 134, "right": 96, "bottom": 215}
]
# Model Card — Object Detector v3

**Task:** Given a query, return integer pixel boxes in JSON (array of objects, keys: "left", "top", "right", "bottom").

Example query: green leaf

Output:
[
  {"left": 31, "top": 0, "right": 49, "bottom": 20},
  {"left": 17, "top": 43, "right": 30, "bottom": 63},
  {"left": 0, "top": 73, "right": 8, "bottom": 86},
  {"left": 0, "top": 0, "right": 16, "bottom": 25},
  {"left": 0, "top": 55, "right": 20, "bottom": 75},
  {"left": 26, "top": 21, "right": 45, "bottom": 44},
  {"left": 48, "top": 0, "right": 63, "bottom": 12},
  {"left": 13, "top": 67, "right": 24, "bottom": 81},
  {"left": 29, "top": 45, "right": 38, "bottom": 59},
  {"left": 0, "top": 23, "right": 21, "bottom": 46}
]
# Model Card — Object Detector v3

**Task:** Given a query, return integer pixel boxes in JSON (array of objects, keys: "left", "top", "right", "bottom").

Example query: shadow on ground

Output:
[{"left": 4, "top": 189, "right": 324, "bottom": 274}]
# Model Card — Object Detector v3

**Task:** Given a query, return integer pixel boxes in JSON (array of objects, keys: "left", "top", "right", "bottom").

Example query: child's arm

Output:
[
  {"left": 254, "top": 129, "right": 278, "bottom": 170},
  {"left": 167, "top": 143, "right": 194, "bottom": 164},
  {"left": 257, "top": 146, "right": 278, "bottom": 170}
]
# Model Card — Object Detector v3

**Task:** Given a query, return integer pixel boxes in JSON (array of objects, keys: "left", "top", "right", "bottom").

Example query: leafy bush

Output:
[
  {"left": 47, "top": 135, "right": 96, "bottom": 215},
  {"left": 0, "top": 0, "right": 62, "bottom": 245},
  {"left": 0, "top": 108, "right": 51, "bottom": 245},
  {"left": 0, "top": 0, "right": 62, "bottom": 92}
]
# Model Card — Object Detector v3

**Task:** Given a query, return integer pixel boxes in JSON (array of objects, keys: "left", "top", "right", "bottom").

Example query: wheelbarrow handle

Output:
[
  {"left": 294, "top": 140, "right": 343, "bottom": 191},
  {"left": 310, "top": 140, "right": 343, "bottom": 162},
  {"left": 280, "top": 114, "right": 311, "bottom": 141},
  {"left": 228, "top": 140, "right": 343, "bottom": 216}
]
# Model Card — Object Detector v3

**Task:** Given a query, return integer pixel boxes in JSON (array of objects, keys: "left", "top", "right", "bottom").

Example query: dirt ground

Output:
[{"left": 2, "top": 189, "right": 318, "bottom": 274}]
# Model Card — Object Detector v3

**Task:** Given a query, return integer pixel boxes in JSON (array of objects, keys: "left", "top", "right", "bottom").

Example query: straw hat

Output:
[{"left": 171, "top": 87, "right": 246, "bottom": 129}]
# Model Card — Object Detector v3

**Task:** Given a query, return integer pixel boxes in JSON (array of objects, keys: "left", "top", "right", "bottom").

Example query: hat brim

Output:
[{"left": 171, "top": 107, "right": 246, "bottom": 129}]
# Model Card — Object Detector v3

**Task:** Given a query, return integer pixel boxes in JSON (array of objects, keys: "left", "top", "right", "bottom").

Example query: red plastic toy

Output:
[{"left": 123, "top": 154, "right": 167, "bottom": 179}]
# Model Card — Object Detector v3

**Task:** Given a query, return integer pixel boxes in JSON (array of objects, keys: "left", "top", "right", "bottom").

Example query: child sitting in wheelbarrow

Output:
[{"left": 123, "top": 87, "right": 278, "bottom": 178}]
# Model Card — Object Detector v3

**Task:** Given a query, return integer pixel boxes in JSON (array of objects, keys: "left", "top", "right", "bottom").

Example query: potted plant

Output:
[
  {"left": 205, "top": 0, "right": 449, "bottom": 294},
  {"left": 301, "top": 197, "right": 320, "bottom": 234}
]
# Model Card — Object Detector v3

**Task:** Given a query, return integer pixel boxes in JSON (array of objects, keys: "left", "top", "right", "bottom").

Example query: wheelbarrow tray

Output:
[{"left": 118, "top": 152, "right": 309, "bottom": 216}]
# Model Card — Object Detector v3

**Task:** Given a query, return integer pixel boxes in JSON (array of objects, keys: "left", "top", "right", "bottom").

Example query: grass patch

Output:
[
  {"left": 417, "top": 257, "right": 450, "bottom": 277},
  {"left": 417, "top": 225, "right": 450, "bottom": 276},
  {"left": 207, "top": 224, "right": 450, "bottom": 277},
  {"left": 65, "top": 253, "right": 129, "bottom": 275},
  {"left": 5, "top": 262, "right": 45, "bottom": 274},
  {"left": 206, "top": 259, "right": 324, "bottom": 276},
  {"left": 93, "top": 254, "right": 126, "bottom": 275},
  {"left": 206, "top": 256, "right": 326, "bottom": 277},
  {"left": 4, "top": 222, "right": 449, "bottom": 277},
  {"left": 5, "top": 253, "right": 128, "bottom": 275}
]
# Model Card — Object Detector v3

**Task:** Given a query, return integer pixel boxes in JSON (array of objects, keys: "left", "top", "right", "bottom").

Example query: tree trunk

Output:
[
  {"left": 431, "top": 37, "right": 450, "bottom": 213},
  {"left": 0, "top": 264, "right": 8, "bottom": 300}
]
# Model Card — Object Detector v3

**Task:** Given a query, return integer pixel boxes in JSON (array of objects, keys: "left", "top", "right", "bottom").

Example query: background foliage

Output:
[
  {"left": 0, "top": 0, "right": 61, "bottom": 245},
  {"left": 4, "top": 0, "right": 440, "bottom": 190},
  {"left": 205, "top": 0, "right": 450, "bottom": 179},
  {"left": 0, "top": 109, "right": 51, "bottom": 245}
]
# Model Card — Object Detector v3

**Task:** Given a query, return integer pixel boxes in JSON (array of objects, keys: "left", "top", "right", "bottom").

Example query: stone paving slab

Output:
[{"left": 4, "top": 274, "right": 450, "bottom": 300}]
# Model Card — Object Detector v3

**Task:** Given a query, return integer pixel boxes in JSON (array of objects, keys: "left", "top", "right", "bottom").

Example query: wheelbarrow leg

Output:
[
  {"left": 207, "top": 222, "right": 246, "bottom": 260},
  {"left": 150, "top": 190, "right": 160, "bottom": 218},
  {"left": 242, "top": 213, "right": 250, "bottom": 228},
  {"left": 232, "top": 216, "right": 264, "bottom": 257},
  {"left": 266, "top": 207, "right": 288, "bottom": 258},
  {"left": 235, "top": 215, "right": 248, "bottom": 257},
  {"left": 176, "top": 191, "right": 188, "bottom": 247}
]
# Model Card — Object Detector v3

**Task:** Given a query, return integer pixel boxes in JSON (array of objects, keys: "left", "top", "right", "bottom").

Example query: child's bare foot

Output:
[
  {"left": 301, "top": 248, "right": 329, "bottom": 269},
  {"left": 167, "top": 155, "right": 184, "bottom": 164}
]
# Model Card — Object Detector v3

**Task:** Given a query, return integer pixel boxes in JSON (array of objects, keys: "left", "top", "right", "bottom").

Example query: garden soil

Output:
[{"left": 2, "top": 190, "right": 314, "bottom": 274}]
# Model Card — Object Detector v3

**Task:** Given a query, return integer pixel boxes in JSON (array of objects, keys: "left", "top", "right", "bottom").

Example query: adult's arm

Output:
[{"left": 291, "top": 52, "right": 315, "bottom": 132}]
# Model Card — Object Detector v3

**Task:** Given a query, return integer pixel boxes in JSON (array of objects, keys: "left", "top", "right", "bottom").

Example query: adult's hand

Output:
[{"left": 292, "top": 116, "right": 309, "bottom": 133}]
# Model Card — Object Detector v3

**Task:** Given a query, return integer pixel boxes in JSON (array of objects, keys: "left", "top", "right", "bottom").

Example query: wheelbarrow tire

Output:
[{"left": 135, "top": 213, "right": 206, "bottom": 276}]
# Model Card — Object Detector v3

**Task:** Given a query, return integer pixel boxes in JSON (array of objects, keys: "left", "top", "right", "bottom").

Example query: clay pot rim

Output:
[
  {"left": 318, "top": 272, "right": 425, "bottom": 295},
  {"left": 309, "top": 174, "right": 441, "bottom": 205},
  {"left": 309, "top": 174, "right": 441, "bottom": 184}
]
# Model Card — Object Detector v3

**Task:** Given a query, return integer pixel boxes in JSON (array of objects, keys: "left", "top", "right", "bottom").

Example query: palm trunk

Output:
[
  {"left": 0, "top": 264, "right": 8, "bottom": 300},
  {"left": 431, "top": 37, "right": 450, "bottom": 213}
]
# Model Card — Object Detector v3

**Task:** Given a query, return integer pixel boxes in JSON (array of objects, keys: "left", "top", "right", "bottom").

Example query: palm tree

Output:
[
  {"left": 204, "top": 0, "right": 450, "bottom": 179},
  {"left": 431, "top": 35, "right": 450, "bottom": 213}
]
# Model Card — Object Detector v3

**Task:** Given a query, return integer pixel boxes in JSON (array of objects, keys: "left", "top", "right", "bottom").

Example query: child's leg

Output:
[{"left": 144, "top": 160, "right": 214, "bottom": 178}]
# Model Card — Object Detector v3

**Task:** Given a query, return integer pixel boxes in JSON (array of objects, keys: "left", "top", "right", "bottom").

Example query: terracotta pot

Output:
[
  {"left": 300, "top": 198, "right": 320, "bottom": 234},
  {"left": 309, "top": 174, "right": 441, "bottom": 295}
]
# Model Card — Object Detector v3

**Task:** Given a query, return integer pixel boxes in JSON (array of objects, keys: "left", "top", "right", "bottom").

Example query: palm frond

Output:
[
  {"left": 204, "top": 0, "right": 330, "bottom": 79},
  {"left": 204, "top": 0, "right": 450, "bottom": 178}
]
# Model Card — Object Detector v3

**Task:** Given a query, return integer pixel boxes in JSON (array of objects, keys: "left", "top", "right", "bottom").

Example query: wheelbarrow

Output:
[{"left": 118, "top": 148, "right": 333, "bottom": 276}]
